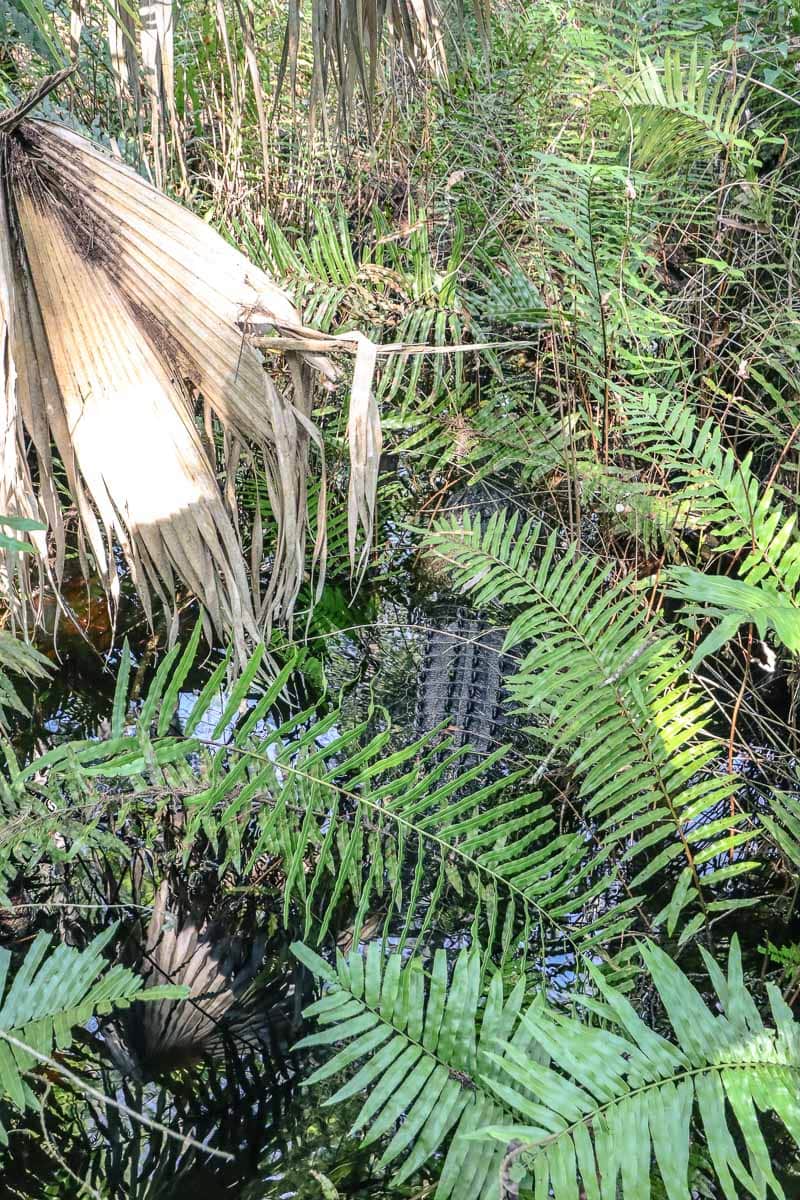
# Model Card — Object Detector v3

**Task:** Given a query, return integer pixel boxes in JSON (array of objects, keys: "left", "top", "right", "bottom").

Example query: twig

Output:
[
  {"left": 600, "top": 633, "right": 660, "bottom": 687},
  {"left": 0, "top": 1028, "right": 233, "bottom": 1162},
  {"left": 240, "top": 322, "right": 542, "bottom": 358}
]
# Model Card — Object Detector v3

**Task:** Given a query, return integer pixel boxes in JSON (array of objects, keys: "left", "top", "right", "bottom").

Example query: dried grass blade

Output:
[
  {"left": 139, "top": 0, "right": 175, "bottom": 185},
  {"left": 346, "top": 334, "right": 381, "bottom": 583},
  {"left": 108, "top": 0, "right": 142, "bottom": 111},
  {"left": 233, "top": 0, "right": 270, "bottom": 198}
]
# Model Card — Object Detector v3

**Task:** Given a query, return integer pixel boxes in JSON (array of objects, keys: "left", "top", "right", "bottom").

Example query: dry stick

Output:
[
  {"left": 764, "top": 415, "right": 800, "bottom": 492},
  {"left": 0, "top": 1028, "right": 233, "bottom": 1161},
  {"left": 243, "top": 327, "right": 542, "bottom": 358},
  {"left": 586, "top": 180, "right": 610, "bottom": 465},
  {"left": 600, "top": 632, "right": 660, "bottom": 687},
  {"left": 39, "top": 1081, "right": 105, "bottom": 1200},
  {"left": 727, "top": 628, "right": 752, "bottom": 862}
]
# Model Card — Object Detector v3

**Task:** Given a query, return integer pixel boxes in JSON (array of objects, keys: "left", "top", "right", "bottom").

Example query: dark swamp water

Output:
[
  {"left": 4, "top": 475, "right": 800, "bottom": 1200},
  {"left": 3, "top": 478, "right": 540, "bottom": 1200}
]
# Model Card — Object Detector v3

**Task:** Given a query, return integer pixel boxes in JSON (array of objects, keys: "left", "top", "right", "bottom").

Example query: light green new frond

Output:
[
  {"left": 617, "top": 45, "right": 751, "bottom": 173},
  {"left": 624, "top": 391, "right": 800, "bottom": 595},
  {"left": 293, "top": 941, "right": 544, "bottom": 1200},
  {"left": 427, "top": 509, "right": 752, "bottom": 940},
  {"left": 0, "top": 926, "right": 162, "bottom": 1141},
  {"left": 625, "top": 391, "right": 800, "bottom": 660},
  {"left": 477, "top": 936, "right": 799, "bottom": 1200}
]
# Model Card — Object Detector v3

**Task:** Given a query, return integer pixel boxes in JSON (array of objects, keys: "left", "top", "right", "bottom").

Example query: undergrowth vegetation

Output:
[{"left": 2, "top": 0, "right": 800, "bottom": 1195}]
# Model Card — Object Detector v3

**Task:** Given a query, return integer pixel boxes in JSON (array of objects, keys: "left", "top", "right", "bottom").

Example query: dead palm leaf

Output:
[
  {"left": 0, "top": 71, "right": 382, "bottom": 657},
  {"left": 105, "top": 882, "right": 267, "bottom": 1078},
  {"left": 277, "top": 0, "right": 447, "bottom": 131}
]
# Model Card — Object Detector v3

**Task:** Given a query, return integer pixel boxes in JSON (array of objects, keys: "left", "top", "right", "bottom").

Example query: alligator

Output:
[
  {"left": 414, "top": 481, "right": 517, "bottom": 764},
  {"left": 415, "top": 605, "right": 509, "bottom": 764}
]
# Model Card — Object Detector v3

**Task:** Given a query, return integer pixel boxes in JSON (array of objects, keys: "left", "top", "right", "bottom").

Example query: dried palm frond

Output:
[
  {"left": 0, "top": 72, "right": 381, "bottom": 656},
  {"left": 105, "top": 882, "right": 267, "bottom": 1078},
  {"left": 277, "top": 0, "right": 447, "bottom": 130}
]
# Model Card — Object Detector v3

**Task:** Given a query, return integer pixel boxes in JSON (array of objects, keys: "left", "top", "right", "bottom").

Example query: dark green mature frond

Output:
[
  {"left": 193, "top": 717, "right": 626, "bottom": 963},
  {"left": 478, "top": 936, "right": 800, "bottom": 1200},
  {"left": 293, "top": 941, "right": 543, "bottom": 1200},
  {"left": 237, "top": 199, "right": 471, "bottom": 471},
  {"left": 469, "top": 248, "right": 546, "bottom": 329},
  {"left": 427, "top": 509, "right": 753, "bottom": 941},
  {"left": 0, "top": 721, "right": 132, "bottom": 905}
]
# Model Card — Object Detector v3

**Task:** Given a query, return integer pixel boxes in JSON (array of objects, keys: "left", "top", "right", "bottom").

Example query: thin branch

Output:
[{"left": 0, "top": 1028, "right": 233, "bottom": 1162}]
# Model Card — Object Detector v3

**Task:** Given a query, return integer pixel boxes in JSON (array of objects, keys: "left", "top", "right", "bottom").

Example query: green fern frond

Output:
[
  {"left": 477, "top": 936, "right": 799, "bottom": 1200},
  {"left": 759, "top": 788, "right": 800, "bottom": 875},
  {"left": 624, "top": 391, "right": 800, "bottom": 595},
  {"left": 0, "top": 926, "right": 171, "bottom": 1141},
  {"left": 9, "top": 635, "right": 628, "bottom": 965},
  {"left": 152, "top": 647, "right": 643, "bottom": 959},
  {"left": 292, "top": 940, "right": 544, "bottom": 1200},
  {"left": 470, "top": 249, "right": 546, "bottom": 328},
  {"left": 463, "top": 389, "right": 577, "bottom": 484},
  {"left": 296, "top": 936, "right": 800, "bottom": 1200},
  {"left": 427, "top": 509, "right": 753, "bottom": 940},
  {"left": 667, "top": 568, "right": 800, "bottom": 666},
  {"left": 236, "top": 200, "right": 469, "bottom": 445},
  {"left": 0, "top": 630, "right": 50, "bottom": 729},
  {"left": 0, "top": 515, "right": 52, "bottom": 729},
  {"left": 625, "top": 391, "right": 800, "bottom": 660},
  {"left": 618, "top": 46, "right": 751, "bottom": 172},
  {"left": 0, "top": 750, "right": 129, "bottom": 906}
]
